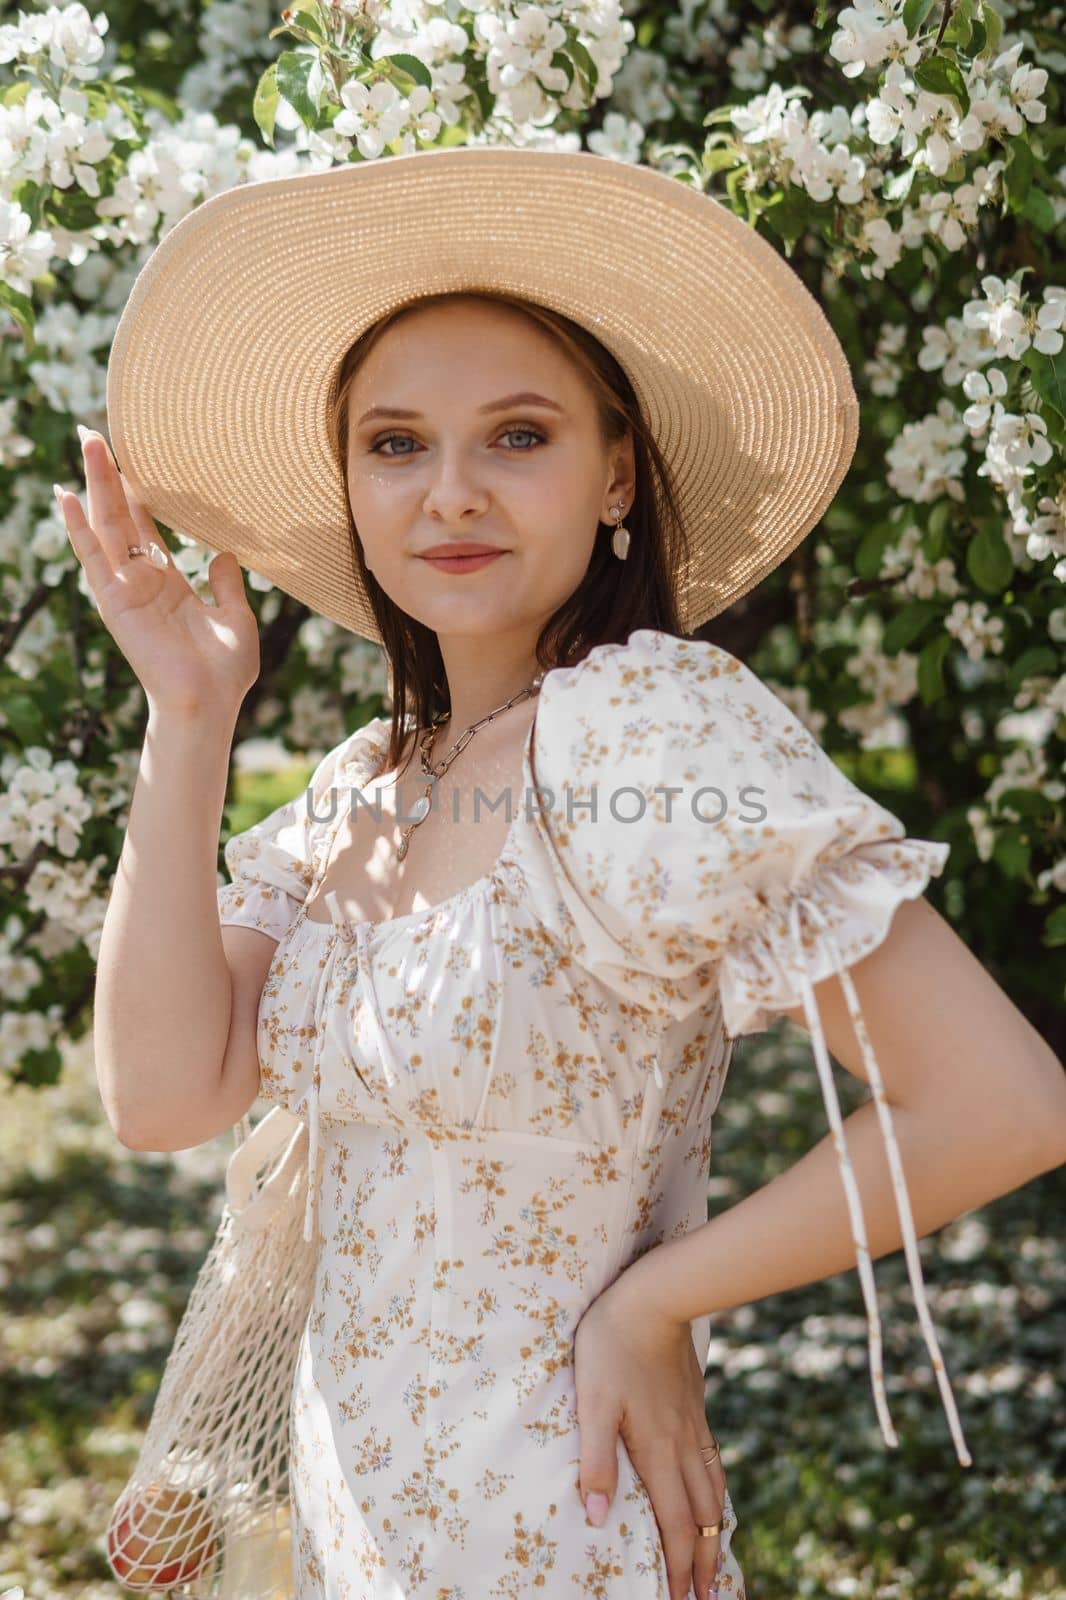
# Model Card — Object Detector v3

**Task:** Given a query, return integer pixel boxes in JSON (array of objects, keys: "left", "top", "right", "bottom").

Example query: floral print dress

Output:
[{"left": 216, "top": 627, "right": 972, "bottom": 1600}]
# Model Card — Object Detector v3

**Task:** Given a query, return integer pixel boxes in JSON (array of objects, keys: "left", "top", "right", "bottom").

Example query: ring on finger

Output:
[{"left": 696, "top": 1435, "right": 723, "bottom": 1536}]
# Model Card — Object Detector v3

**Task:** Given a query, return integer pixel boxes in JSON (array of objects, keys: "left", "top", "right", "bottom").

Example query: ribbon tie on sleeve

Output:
[{"left": 785, "top": 892, "right": 972, "bottom": 1469}]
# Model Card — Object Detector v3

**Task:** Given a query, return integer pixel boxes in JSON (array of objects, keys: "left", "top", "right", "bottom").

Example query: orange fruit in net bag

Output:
[{"left": 107, "top": 1483, "right": 219, "bottom": 1589}]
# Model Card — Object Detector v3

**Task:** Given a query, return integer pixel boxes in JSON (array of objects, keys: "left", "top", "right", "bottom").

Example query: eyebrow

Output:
[{"left": 355, "top": 391, "right": 568, "bottom": 426}]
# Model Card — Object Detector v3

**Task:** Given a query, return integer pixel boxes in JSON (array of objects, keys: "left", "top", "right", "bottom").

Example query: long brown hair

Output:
[{"left": 325, "top": 290, "right": 689, "bottom": 779}]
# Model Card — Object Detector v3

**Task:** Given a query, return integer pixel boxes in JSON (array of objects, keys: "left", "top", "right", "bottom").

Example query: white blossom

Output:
[
  {"left": 966, "top": 805, "right": 996, "bottom": 861},
  {"left": 333, "top": 78, "right": 414, "bottom": 159},
  {"left": 586, "top": 109, "right": 645, "bottom": 162},
  {"left": 960, "top": 365, "right": 1009, "bottom": 435},
  {"left": 1033, "top": 286, "right": 1066, "bottom": 356},
  {"left": 944, "top": 599, "right": 1005, "bottom": 662},
  {"left": 828, "top": 1, "right": 919, "bottom": 80},
  {"left": 885, "top": 399, "right": 968, "bottom": 503},
  {"left": 962, "top": 273, "right": 1032, "bottom": 361}
]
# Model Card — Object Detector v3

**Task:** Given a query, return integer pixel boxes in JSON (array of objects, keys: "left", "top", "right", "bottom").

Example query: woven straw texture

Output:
[{"left": 105, "top": 146, "right": 860, "bottom": 643}]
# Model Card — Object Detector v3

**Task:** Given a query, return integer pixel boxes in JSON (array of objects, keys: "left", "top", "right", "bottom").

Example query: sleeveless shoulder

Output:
[{"left": 217, "top": 716, "right": 389, "bottom": 944}]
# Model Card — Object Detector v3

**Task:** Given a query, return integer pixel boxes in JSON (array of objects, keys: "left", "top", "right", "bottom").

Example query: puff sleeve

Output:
[
  {"left": 217, "top": 735, "right": 358, "bottom": 943},
  {"left": 524, "top": 627, "right": 971, "bottom": 1467}
]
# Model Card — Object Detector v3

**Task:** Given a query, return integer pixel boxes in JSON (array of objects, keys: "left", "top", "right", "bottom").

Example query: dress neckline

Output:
[{"left": 297, "top": 703, "right": 540, "bottom": 944}]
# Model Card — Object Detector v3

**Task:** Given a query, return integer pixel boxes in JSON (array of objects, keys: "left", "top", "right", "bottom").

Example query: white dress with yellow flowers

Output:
[{"left": 217, "top": 628, "right": 971, "bottom": 1600}]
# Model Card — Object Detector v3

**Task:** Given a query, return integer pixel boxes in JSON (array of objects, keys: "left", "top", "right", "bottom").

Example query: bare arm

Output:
[
  {"left": 93, "top": 705, "right": 257, "bottom": 1149},
  {"left": 611, "top": 896, "right": 1066, "bottom": 1325},
  {"left": 57, "top": 427, "right": 266, "bottom": 1152}
]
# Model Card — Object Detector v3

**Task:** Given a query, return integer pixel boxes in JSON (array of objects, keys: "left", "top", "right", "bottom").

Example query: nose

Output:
[{"left": 420, "top": 445, "right": 492, "bottom": 523}]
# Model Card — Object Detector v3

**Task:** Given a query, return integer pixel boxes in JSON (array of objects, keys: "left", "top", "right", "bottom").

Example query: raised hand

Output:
[{"left": 56, "top": 428, "right": 261, "bottom": 721}]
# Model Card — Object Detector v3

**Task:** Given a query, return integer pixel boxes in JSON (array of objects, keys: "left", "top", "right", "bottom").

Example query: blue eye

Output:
[{"left": 369, "top": 425, "right": 547, "bottom": 457}]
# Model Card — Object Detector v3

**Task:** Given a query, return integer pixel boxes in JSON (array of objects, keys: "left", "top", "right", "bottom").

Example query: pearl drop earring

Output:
[{"left": 610, "top": 501, "right": 630, "bottom": 560}]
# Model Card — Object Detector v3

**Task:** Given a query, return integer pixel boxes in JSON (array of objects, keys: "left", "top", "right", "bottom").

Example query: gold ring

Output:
[
  {"left": 696, "top": 1521, "right": 723, "bottom": 1538},
  {"left": 699, "top": 1441, "right": 720, "bottom": 1466}
]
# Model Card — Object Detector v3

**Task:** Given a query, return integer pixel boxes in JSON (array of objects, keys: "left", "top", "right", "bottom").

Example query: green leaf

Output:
[
  {"left": 253, "top": 62, "right": 280, "bottom": 148},
  {"left": 966, "top": 525, "right": 1013, "bottom": 593},
  {"left": 902, "top": 0, "right": 937, "bottom": 35},
  {"left": 0, "top": 282, "right": 35, "bottom": 353},
  {"left": 125, "top": 82, "right": 181, "bottom": 125},
  {"left": 378, "top": 52, "right": 433, "bottom": 90},
  {"left": 1018, "top": 187, "right": 1057, "bottom": 233},
  {"left": 725, "top": 164, "right": 746, "bottom": 206},
  {"left": 566, "top": 38, "right": 600, "bottom": 95},
  {"left": 1044, "top": 904, "right": 1066, "bottom": 948},
  {"left": 1006, "top": 646, "right": 1058, "bottom": 692},
  {"left": 276, "top": 50, "right": 321, "bottom": 128},
  {"left": 702, "top": 146, "right": 742, "bottom": 177},
  {"left": 1017, "top": 345, "right": 1056, "bottom": 419},
  {"left": 912, "top": 56, "right": 971, "bottom": 118},
  {"left": 917, "top": 632, "right": 952, "bottom": 704},
  {"left": 941, "top": 0, "right": 975, "bottom": 49},
  {"left": 981, "top": 0, "right": 1004, "bottom": 56},
  {"left": 290, "top": 8, "right": 327, "bottom": 42},
  {"left": 550, "top": 49, "right": 574, "bottom": 89},
  {"left": 761, "top": 186, "right": 808, "bottom": 251},
  {"left": 470, "top": 74, "right": 493, "bottom": 126},
  {"left": 20, "top": 1044, "right": 63, "bottom": 1088},
  {"left": 855, "top": 522, "right": 900, "bottom": 580},
  {"left": 1, "top": 691, "right": 47, "bottom": 744},
  {"left": 882, "top": 599, "right": 942, "bottom": 654},
  {"left": 1003, "top": 136, "right": 1033, "bottom": 210},
  {"left": 995, "top": 787, "right": 1057, "bottom": 819},
  {"left": 992, "top": 829, "right": 1031, "bottom": 880},
  {"left": 922, "top": 498, "right": 954, "bottom": 561}
]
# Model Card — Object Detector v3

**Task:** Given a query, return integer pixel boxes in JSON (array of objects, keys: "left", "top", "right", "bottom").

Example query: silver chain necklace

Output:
[{"left": 395, "top": 670, "right": 546, "bottom": 861}]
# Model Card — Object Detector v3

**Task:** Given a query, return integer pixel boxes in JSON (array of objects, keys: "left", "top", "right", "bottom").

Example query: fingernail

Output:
[
  {"left": 76, "top": 424, "right": 93, "bottom": 445},
  {"left": 585, "top": 1492, "right": 609, "bottom": 1527},
  {"left": 53, "top": 482, "right": 64, "bottom": 504}
]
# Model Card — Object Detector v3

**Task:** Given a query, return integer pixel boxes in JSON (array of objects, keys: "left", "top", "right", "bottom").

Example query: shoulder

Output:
[
  {"left": 533, "top": 628, "right": 816, "bottom": 780},
  {"left": 309, "top": 713, "right": 393, "bottom": 792},
  {"left": 540, "top": 628, "right": 783, "bottom": 717}
]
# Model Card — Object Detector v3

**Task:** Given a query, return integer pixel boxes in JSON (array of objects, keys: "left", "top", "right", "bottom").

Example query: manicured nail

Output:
[
  {"left": 53, "top": 483, "right": 65, "bottom": 504},
  {"left": 76, "top": 424, "right": 93, "bottom": 445},
  {"left": 585, "top": 1492, "right": 608, "bottom": 1527}
]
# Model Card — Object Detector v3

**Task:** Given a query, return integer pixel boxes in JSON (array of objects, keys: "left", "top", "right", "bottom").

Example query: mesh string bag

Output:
[{"left": 104, "top": 1105, "right": 316, "bottom": 1599}]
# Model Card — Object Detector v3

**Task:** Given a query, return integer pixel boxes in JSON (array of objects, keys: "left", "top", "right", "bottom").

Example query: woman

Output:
[{"left": 66, "top": 148, "right": 1065, "bottom": 1600}]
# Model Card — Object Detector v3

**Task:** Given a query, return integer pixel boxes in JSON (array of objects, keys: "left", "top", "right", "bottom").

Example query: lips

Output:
[
  {"left": 420, "top": 544, "right": 504, "bottom": 558},
  {"left": 421, "top": 550, "right": 506, "bottom": 572}
]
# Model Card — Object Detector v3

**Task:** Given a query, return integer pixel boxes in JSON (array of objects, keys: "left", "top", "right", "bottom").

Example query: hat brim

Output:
[{"left": 106, "top": 145, "right": 859, "bottom": 644}]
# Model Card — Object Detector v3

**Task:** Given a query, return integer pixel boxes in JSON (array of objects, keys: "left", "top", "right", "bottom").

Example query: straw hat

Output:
[{"left": 105, "top": 145, "right": 860, "bottom": 645}]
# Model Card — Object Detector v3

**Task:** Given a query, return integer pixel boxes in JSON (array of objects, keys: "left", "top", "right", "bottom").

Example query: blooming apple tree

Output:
[{"left": 1, "top": 0, "right": 1063, "bottom": 1091}]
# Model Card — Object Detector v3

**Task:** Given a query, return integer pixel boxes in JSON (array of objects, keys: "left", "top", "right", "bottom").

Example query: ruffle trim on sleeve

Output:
[
  {"left": 719, "top": 841, "right": 972, "bottom": 1469},
  {"left": 717, "top": 835, "right": 950, "bottom": 1038},
  {"left": 216, "top": 875, "right": 304, "bottom": 942}
]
